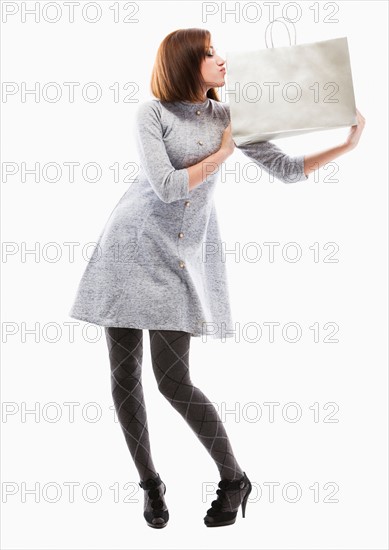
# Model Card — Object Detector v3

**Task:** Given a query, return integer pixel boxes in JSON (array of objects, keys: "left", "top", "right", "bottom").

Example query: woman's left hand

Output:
[{"left": 344, "top": 108, "right": 366, "bottom": 151}]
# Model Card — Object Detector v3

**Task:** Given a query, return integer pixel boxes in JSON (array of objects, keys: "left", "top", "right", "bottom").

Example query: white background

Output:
[{"left": 1, "top": 1, "right": 388, "bottom": 549}]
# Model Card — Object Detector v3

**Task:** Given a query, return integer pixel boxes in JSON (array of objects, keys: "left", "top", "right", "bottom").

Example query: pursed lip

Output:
[{"left": 220, "top": 68, "right": 226, "bottom": 73}]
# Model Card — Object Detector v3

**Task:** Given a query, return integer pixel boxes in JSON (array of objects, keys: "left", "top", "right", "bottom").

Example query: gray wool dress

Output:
[{"left": 68, "top": 97, "right": 308, "bottom": 339}]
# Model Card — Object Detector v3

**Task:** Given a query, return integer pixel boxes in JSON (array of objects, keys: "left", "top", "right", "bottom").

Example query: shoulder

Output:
[
  {"left": 135, "top": 99, "right": 162, "bottom": 121},
  {"left": 213, "top": 100, "right": 230, "bottom": 114},
  {"left": 211, "top": 100, "right": 231, "bottom": 124}
]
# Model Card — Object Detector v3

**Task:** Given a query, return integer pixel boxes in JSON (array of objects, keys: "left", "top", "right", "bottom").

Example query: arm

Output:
[
  {"left": 134, "top": 100, "right": 190, "bottom": 203},
  {"left": 134, "top": 100, "right": 227, "bottom": 203},
  {"left": 187, "top": 147, "right": 230, "bottom": 188},
  {"left": 238, "top": 109, "right": 366, "bottom": 181},
  {"left": 303, "top": 108, "right": 366, "bottom": 176},
  {"left": 303, "top": 143, "right": 351, "bottom": 176},
  {"left": 237, "top": 140, "right": 308, "bottom": 183}
]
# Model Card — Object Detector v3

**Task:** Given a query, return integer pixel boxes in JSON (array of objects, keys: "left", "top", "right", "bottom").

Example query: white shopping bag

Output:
[{"left": 225, "top": 18, "right": 357, "bottom": 146}]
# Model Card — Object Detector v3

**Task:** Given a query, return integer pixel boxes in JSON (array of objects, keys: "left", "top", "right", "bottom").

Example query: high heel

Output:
[
  {"left": 138, "top": 473, "right": 169, "bottom": 528},
  {"left": 241, "top": 486, "right": 250, "bottom": 518},
  {"left": 204, "top": 471, "right": 252, "bottom": 527}
]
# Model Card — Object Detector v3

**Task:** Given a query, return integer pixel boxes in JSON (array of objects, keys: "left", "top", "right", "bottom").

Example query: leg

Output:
[
  {"left": 104, "top": 326, "right": 158, "bottom": 482},
  {"left": 149, "top": 329, "right": 244, "bottom": 481}
]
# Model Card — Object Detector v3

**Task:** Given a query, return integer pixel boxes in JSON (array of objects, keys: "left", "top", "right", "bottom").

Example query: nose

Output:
[{"left": 216, "top": 51, "right": 226, "bottom": 65}]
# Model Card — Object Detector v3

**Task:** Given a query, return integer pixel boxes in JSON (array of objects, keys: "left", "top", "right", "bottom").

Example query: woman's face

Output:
[{"left": 201, "top": 41, "right": 226, "bottom": 91}]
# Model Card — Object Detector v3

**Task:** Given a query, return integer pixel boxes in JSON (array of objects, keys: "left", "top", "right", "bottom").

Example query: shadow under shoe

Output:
[
  {"left": 139, "top": 473, "right": 169, "bottom": 528},
  {"left": 204, "top": 471, "right": 252, "bottom": 527}
]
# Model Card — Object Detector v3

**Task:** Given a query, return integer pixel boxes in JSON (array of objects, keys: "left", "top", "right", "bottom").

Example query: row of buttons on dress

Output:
[
  {"left": 196, "top": 111, "right": 203, "bottom": 146},
  {"left": 179, "top": 200, "right": 191, "bottom": 269}
]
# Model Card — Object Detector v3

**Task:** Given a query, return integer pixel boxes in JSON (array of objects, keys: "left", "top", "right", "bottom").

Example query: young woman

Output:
[{"left": 69, "top": 28, "right": 365, "bottom": 529}]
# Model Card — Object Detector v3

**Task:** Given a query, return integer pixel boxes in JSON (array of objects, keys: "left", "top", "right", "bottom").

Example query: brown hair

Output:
[{"left": 150, "top": 28, "right": 221, "bottom": 103}]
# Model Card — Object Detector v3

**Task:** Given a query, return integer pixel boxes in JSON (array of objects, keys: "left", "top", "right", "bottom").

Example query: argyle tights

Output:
[{"left": 104, "top": 327, "right": 244, "bottom": 484}]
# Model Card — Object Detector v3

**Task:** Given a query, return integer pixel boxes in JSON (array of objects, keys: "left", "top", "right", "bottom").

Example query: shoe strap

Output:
[
  {"left": 218, "top": 472, "right": 247, "bottom": 491},
  {"left": 139, "top": 473, "right": 162, "bottom": 490}
]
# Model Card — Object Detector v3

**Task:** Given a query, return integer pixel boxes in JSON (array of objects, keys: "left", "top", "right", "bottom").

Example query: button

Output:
[
  {"left": 196, "top": 110, "right": 201, "bottom": 115},
  {"left": 198, "top": 140, "right": 203, "bottom": 145},
  {"left": 178, "top": 232, "right": 184, "bottom": 238},
  {"left": 184, "top": 201, "right": 190, "bottom": 207},
  {"left": 179, "top": 260, "right": 185, "bottom": 268}
]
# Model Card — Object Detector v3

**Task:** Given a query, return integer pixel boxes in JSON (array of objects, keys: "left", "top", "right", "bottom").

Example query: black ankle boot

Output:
[
  {"left": 204, "top": 471, "right": 252, "bottom": 527},
  {"left": 138, "top": 473, "right": 169, "bottom": 528}
]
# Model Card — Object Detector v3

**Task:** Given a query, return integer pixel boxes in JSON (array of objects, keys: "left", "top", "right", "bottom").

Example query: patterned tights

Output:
[{"left": 104, "top": 327, "right": 244, "bottom": 483}]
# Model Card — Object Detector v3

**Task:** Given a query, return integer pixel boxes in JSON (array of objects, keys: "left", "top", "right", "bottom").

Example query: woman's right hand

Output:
[{"left": 220, "top": 123, "right": 236, "bottom": 157}]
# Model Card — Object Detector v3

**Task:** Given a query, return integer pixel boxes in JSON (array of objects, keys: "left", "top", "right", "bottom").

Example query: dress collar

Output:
[{"left": 175, "top": 97, "right": 211, "bottom": 107}]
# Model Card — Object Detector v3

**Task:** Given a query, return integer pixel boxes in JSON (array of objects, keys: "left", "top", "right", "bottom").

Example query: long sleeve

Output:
[
  {"left": 237, "top": 141, "right": 308, "bottom": 184},
  {"left": 133, "top": 100, "right": 191, "bottom": 203},
  {"left": 220, "top": 102, "right": 308, "bottom": 184}
]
